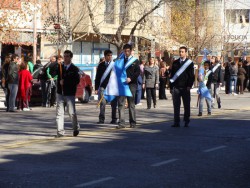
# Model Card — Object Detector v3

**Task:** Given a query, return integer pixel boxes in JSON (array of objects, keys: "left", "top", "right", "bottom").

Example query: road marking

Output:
[
  {"left": 75, "top": 177, "right": 115, "bottom": 187},
  {"left": 151, "top": 158, "right": 179, "bottom": 167},
  {"left": 203, "top": 145, "right": 227, "bottom": 153}
]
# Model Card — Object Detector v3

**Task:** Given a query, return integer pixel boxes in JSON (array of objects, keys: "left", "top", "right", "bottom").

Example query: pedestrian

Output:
[
  {"left": 210, "top": 56, "right": 223, "bottom": 109},
  {"left": 33, "top": 60, "right": 43, "bottom": 72},
  {"left": 224, "top": 62, "right": 231, "bottom": 94},
  {"left": 237, "top": 61, "right": 246, "bottom": 94},
  {"left": 159, "top": 61, "right": 169, "bottom": 100},
  {"left": 1, "top": 54, "right": 12, "bottom": 112},
  {"left": 39, "top": 56, "right": 56, "bottom": 107},
  {"left": 46, "top": 56, "right": 59, "bottom": 107},
  {"left": 243, "top": 60, "right": 250, "bottom": 91},
  {"left": 16, "top": 62, "right": 33, "bottom": 111},
  {"left": 8, "top": 54, "right": 20, "bottom": 112},
  {"left": 170, "top": 46, "right": 194, "bottom": 127},
  {"left": 135, "top": 73, "right": 143, "bottom": 105},
  {"left": 56, "top": 50, "right": 80, "bottom": 137},
  {"left": 198, "top": 61, "right": 212, "bottom": 116},
  {"left": 117, "top": 44, "right": 140, "bottom": 129},
  {"left": 26, "top": 56, "right": 34, "bottom": 74},
  {"left": 95, "top": 50, "right": 118, "bottom": 124},
  {"left": 142, "top": 57, "right": 159, "bottom": 109},
  {"left": 229, "top": 58, "right": 238, "bottom": 95},
  {"left": 140, "top": 59, "right": 146, "bottom": 99}
]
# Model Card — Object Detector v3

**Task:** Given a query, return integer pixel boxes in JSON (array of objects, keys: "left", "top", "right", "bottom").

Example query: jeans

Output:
[
  {"left": 8, "top": 84, "right": 18, "bottom": 111},
  {"left": 199, "top": 96, "right": 211, "bottom": 113},
  {"left": 230, "top": 75, "right": 237, "bottom": 94},
  {"left": 56, "top": 94, "right": 80, "bottom": 135},
  {"left": 98, "top": 87, "right": 117, "bottom": 122},
  {"left": 172, "top": 87, "right": 191, "bottom": 124}
]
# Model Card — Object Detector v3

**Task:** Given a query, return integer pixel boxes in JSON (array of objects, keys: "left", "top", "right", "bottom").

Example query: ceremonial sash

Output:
[
  {"left": 125, "top": 57, "right": 137, "bottom": 70},
  {"left": 203, "top": 70, "right": 212, "bottom": 85},
  {"left": 212, "top": 63, "right": 221, "bottom": 73},
  {"left": 99, "top": 61, "right": 115, "bottom": 88},
  {"left": 170, "top": 59, "right": 192, "bottom": 83}
]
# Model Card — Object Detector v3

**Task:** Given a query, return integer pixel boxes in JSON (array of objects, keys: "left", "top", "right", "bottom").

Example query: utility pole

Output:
[{"left": 33, "top": 0, "right": 37, "bottom": 64}]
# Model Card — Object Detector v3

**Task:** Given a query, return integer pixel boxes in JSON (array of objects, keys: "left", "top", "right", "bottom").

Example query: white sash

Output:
[
  {"left": 170, "top": 59, "right": 192, "bottom": 83},
  {"left": 125, "top": 57, "right": 137, "bottom": 70},
  {"left": 212, "top": 63, "right": 221, "bottom": 73},
  {"left": 203, "top": 70, "right": 212, "bottom": 85},
  {"left": 100, "top": 61, "right": 115, "bottom": 87}
]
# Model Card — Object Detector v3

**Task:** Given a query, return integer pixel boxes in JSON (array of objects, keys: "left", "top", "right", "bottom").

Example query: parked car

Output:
[{"left": 30, "top": 67, "right": 93, "bottom": 105}]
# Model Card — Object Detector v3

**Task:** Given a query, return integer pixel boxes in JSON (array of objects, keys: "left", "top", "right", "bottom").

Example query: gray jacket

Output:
[
  {"left": 8, "top": 62, "right": 19, "bottom": 84},
  {"left": 143, "top": 66, "right": 159, "bottom": 88}
]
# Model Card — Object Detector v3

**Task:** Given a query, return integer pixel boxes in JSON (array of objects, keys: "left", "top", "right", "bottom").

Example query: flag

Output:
[{"left": 104, "top": 53, "right": 134, "bottom": 102}]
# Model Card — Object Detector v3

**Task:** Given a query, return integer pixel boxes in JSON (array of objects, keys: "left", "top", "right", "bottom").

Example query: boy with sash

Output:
[
  {"left": 117, "top": 44, "right": 140, "bottom": 129},
  {"left": 95, "top": 50, "right": 117, "bottom": 124},
  {"left": 198, "top": 61, "right": 212, "bottom": 116},
  {"left": 170, "top": 46, "right": 194, "bottom": 127},
  {"left": 210, "top": 56, "right": 223, "bottom": 108}
]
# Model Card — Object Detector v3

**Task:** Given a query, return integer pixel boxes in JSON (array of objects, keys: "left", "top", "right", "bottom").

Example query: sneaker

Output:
[
  {"left": 136, "top": 103, "right": 142, "bottom": 106},
  {"left": 23, "top": 108, "right": 30, "bottom": 111},
  {"left": 73, "top": 130, "right": 79, "bottom": 137},
  {"left": 171, "top": 123, "right": 180, "bottom": 127}
]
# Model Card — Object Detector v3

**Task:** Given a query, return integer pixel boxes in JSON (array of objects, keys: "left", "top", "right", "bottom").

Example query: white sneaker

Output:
[
  {"left": 233, "top": 93, "right": 238, "bottom": 96},
  {"left": 136, "top": 103, "right": 142, "bottom": 106},
  {"left": 23, "top": 108, "right": 30, "bottom": 111}
]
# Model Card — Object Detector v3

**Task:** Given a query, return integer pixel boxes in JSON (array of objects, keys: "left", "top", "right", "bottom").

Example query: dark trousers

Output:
[
  {"left": 225, "top": 78, "right": 230, "bottom": 94},
  {"left": 118, "top": 84, "right": 136, "bottom": 126},
  {"left": 135, "top": 88, "right": 142, "bottom": 105},
  {"left": 237, "top": 76, "right": 245, "bottom": 94},
  {"left": 172, "top": 88, "right": 191, "bottom": 124},
  {"left": 40, "top": 80, "right": 47, "bottom": 106},
  {"left": 99, "top": 88, "right": 117, "bottom": 122},
  {"left": 46, "top": 80, "right": 57, "bottom": 106},
  {"left": 146, "top": 88, "right": 156, "bottom": 108},
  {"left": 159, "top": 77, "right": 167, "bottom": 99}
]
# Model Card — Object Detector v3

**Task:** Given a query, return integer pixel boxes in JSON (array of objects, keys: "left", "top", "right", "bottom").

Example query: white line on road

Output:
[
  {"left": 151, "top": 158, "right": 179, "bottom": 167},
  {"left": 203, "top": 145, "right": 227, "bottom": 153},
  {"left": 75, "top": 177, "right": 115, "bottom": 187}
]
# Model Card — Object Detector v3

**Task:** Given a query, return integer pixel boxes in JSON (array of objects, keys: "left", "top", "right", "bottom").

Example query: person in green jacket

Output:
[{"left": 25, "top": 56, "right": 34, "bottom": 74}]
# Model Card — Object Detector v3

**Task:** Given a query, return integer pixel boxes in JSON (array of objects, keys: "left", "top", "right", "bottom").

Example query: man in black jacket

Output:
[
  {"left": 56, "top": 50, "right": 80, "bottom": 137},
  {"left": 95, "top": 50, "right": 117, "bottom": 124},
  {"left": 117, "top": 44, "right": 140, "bottom": 129},
  {"left": 170, "top": 46, "right": 194, "bottom": 127}
]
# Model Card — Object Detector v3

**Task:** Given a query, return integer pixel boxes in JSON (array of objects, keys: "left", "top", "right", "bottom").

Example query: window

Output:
[{"left": 104, "top": 0, "right": 115, "bottom": 24}]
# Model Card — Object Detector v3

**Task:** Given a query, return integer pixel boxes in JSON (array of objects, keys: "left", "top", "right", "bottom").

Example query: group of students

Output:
[{"left": 1, "top": 54, "right": 34, "bottom": 112}]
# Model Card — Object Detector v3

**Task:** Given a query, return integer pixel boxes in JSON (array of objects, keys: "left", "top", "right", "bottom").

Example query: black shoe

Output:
[
  {"left": 73, "top": 130, "right": 79, "bottom": 137},
  {"left": 198, "top": 112, "right": 202, "bottom": 116},
  {"left": 218, "top": 103, "right": 221, "bottom": 109},
  {"left": 116, "top": 124, "right": 126, "bottom": 129},
  {"left": 154, "top": 104, "right": 156, "bottom": 108},
  {"left": 110, "top": 120, "right": 117, "bottom": 124},
  {"left": 9, "top": 110, "right": 18, "bottom": 113},
  {"left": 130, "top": 124, "right": 136, "bottom": 128},
  {"left": 184, "top": 122, "right": 189, "bottom": 127},
  {"left": 97, "top": 121, "right": 104, "bottom": 124},
  {"left": 147, "top": 107, "right": 151, "bottom": 109},
  {"left": 208, "top": 112, "right": 211, "bottom": 115},
  {"left": 171, "top": 123, "right": 180, "bottom": 127}
]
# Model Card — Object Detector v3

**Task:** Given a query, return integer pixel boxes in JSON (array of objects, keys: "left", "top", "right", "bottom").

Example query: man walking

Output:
[
  {"left": 95, "top": 50, "right": 117, "bottom": 124},
  {"left": 117, "top": 44, "right": 140, "bottom": 129},
  {"left": 56, "top": 50, "right": 80, "bottom": 137},
  {"left": 170, "top": 46, "right": 194, "bottom": 127}
]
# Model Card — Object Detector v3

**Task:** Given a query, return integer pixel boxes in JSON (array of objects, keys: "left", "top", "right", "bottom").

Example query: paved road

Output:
[{"left": 0, "top": 92, "right": 250, "bottom": 188}]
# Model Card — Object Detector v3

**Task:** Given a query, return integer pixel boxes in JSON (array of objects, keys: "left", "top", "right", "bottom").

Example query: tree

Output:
[{"left": 84, "top": 0, "right": 167, "bottom": 54}]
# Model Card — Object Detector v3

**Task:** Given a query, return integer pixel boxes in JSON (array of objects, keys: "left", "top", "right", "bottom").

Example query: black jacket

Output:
[
  {"left": 212, "top": 65, "right": 223, "bottom": 83},
  {"left": 57, "top": 63, "right": 80, "bottom": 96},
  {"left": 8, "top": 62, "right": 19, "bottom": 84},
  {"left": 206, "top": 71, "right": 213, "bottom": 89},
  {"left": 95, "top": 62, "right": 111, "bottom": 90},
  {"left": 125, "top": 58, "right": 140, "bottom": 86},
  {"left": 170, "top": 58, "right": 194, "bottom": 89}
]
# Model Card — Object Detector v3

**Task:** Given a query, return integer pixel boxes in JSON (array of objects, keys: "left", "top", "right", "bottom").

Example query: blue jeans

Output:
[
  {"left": 199, "top": 96, "right": 211, "bottom": 113},
  {"left": 230, "top": 76, "right": 237, "bottom": 94},
  {"left": 8, "top": 84, "right": 18, "bottom": 111}
]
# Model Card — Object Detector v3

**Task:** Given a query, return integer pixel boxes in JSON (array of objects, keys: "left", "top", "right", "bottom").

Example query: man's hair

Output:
[
  {"left": 179, "top": 46, "right": 188, "bottom": 52},
  {"left": 204, "top": 61, "right": 211, "bottom": 66},
  {"left": 123, "top": 44, "right": 132, "bottom": 50},
  {"left": 11, "top": 54, "right": 19, "bottom": 61},
  {"left": 104, "top": 50, "right": 112, "bottom": 56},
  {"left": 64, "top": 50, "right": 73, "bottom": 58},
  {"left": 36, "top": 60, "right": 41, "bottom": 64}
]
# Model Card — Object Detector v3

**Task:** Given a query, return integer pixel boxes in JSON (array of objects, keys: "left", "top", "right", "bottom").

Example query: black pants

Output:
[
  {"left": 159, "top": 77, "right": 167, "bottom": 99},
  {"left": 118, "top": 84, "right": 136, "bottom": 126},
  {"left": 172, "top": 88, "right": 191, "bottom": 124},
  {"left": 225, "top": 78, "right": 230, "bottom": 94},
  {"left": 146, "top": 88, "right": 156, "bottom": 108},
  {"left": 99, "top": 88, "right": 117, "bottom": 122}
]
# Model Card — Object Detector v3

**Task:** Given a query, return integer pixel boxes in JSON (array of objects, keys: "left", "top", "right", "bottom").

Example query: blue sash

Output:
[{"left": 170, "top": 59, "right": 192, "bottom": 83}]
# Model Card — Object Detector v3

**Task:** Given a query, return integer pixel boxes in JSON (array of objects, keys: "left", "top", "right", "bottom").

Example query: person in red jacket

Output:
[{"left": 17, "top": 62, "right": 33, "bottom": 111}]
